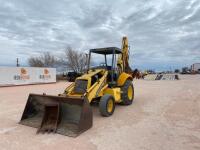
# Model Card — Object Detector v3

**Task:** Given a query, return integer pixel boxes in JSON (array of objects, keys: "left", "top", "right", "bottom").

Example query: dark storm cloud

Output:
[{"left": 0, "top": 0, "right": 199, "bottom": 70}]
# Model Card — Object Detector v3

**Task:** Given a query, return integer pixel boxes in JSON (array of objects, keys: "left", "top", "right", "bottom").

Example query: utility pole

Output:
[
  {"left": 85, "top": 53, "right": 89, "bottom": 73},
  {"left": 16, "top": 58, "right": 20, "bottom": 67}
]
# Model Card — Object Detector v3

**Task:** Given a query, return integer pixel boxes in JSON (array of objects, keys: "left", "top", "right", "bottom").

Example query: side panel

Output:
[
  {"left": 86, "top": 71, "right": 108, "bottom": 102},
  {"left": 117, "top": 72, "right": 133, "bottom": 86},
  {"left": 104, "top": 88, "right": 121, "bottom": 102}
]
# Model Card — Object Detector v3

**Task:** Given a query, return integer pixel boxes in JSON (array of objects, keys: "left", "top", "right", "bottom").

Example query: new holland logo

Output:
[
  {"left": 14, "top": 68, "right": 30, "bottom": 80},
  {"left": 39, "top": 69, "right": 51, "bottom": 79}
]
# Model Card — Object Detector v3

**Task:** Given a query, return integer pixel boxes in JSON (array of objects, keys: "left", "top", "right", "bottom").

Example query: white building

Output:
[{"left": 191, "top": 63, "right": 200, "bottom": 72}]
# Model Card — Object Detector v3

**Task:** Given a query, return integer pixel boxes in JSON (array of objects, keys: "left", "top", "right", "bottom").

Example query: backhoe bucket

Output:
[{"left": 19, "top": 94, "right": 93, "bottom": 137}]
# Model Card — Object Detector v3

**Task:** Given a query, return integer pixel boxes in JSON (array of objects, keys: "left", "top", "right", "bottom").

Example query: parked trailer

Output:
[{"left": 191, "top": 63, "right": 200, "bottom": 73}]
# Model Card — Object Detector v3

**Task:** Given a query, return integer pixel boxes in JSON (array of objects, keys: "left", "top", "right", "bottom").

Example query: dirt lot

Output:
[{"left": 0, "top": 75, "right": 200, "bottom": 150}]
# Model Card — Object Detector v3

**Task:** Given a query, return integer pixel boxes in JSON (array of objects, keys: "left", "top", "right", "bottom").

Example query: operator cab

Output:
[{"left": 88, "top": 47, "right": 122, "bottom": 87}]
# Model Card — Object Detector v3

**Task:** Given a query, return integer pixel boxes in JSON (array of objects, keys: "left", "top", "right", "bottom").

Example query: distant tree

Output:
[
  {"left": 61, "top": 47, "right": 88, "bottom": 73},
  {"left": 28, "top": 57, "right": 44, "bottom": 67},
  {"left": 28, "top": 52, "right": 57, "bottom": 67}
]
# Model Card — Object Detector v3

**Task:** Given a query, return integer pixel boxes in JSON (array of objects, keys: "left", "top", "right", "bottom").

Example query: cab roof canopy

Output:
[{"left": 90, "top": 47, "right": 122, "bottom": 54}]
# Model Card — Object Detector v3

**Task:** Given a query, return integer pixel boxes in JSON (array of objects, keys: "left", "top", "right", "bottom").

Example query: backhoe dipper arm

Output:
[{"left": 117, "top": 36, "right": 132, "bottom": 73}]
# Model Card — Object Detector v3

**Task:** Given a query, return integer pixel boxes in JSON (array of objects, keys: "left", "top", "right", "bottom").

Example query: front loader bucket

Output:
[{"left": 19, "top": 94, "right": 93, "bottom": 137}]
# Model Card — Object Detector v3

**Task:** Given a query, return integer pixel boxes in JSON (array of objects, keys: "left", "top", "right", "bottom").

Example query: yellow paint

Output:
[
  {"left": 117, "top": 72, "right": 132, "bottom": 86},
  {"left": 107, "top": 99, "right": 113, "bottom": 113},
  {"left": 104, "top": 88, "right": 121, "bottom": 102},
  {"left": 64, "top": 69, "right": 108, "bottom": 102},
  {"left": 117, "top": 36, "right": 129, "bottom": 72},
  {"left": 64, "top": 83, "right": 75, "bottom": 94},
  {"left": 98, "top": 85, "right": 108, "bottom": 97},
  {"left": 86, "top": 71, "right": 108, "bottom": 102},
  {"left": 128, "top": 85, "right": 133, "bottom": 100},
  {"left": 77, "top": 69, "right": 104, "bottom": 89}
]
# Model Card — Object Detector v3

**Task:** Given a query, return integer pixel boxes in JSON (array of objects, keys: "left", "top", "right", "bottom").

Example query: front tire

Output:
[
  {"left": 99, "top": 94, "right": 115, "bottom": 117},
  {"left": 121, "top": 80, "right": 134, "bottom": 105}
]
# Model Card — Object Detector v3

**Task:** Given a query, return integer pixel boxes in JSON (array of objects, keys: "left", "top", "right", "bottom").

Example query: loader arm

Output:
[{"left": 86, "top": 71, "right": 108, "bottom": 102}]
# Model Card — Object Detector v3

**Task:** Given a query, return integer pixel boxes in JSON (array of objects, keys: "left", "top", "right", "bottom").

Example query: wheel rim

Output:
[
  {"left": 128, "top": 86, "right": 133, "bottom": 100},
  {"left": 107, "top": 99, "right": 113, "bottom": 113}
]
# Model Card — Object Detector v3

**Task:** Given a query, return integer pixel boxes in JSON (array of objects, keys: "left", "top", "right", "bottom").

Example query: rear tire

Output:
[
  {"left": 120, "top": 80, "right": 134, "bottom": 105},
  {"left": 99, "top": 94, "right": 115, "bottom": 117}
]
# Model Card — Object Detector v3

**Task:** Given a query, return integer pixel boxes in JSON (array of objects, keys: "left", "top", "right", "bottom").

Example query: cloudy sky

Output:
[{"left": 0, "top": 0, "right": 199, "bottom": 71}]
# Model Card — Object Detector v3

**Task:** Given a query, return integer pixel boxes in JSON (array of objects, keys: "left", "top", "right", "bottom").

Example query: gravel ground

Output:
[{"left": 0, "top": 75, "right": 200, "bottom": 150}]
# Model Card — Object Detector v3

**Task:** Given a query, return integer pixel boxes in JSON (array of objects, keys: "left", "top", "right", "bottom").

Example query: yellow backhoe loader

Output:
[{"left": 19, "top": 36, "right": 134, "bottom": 137}]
